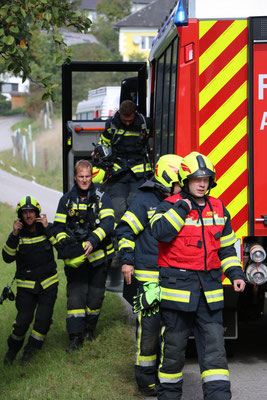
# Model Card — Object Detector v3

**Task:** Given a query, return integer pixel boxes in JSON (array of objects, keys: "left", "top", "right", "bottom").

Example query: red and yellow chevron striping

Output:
[{"left": 198, "top": 19, "right": 248, "bottom": 239}]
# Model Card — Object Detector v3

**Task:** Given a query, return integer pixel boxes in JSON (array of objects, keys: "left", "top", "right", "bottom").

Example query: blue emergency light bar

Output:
[{"left": 174, "top": 0, "right": 188, "bottom": 26}]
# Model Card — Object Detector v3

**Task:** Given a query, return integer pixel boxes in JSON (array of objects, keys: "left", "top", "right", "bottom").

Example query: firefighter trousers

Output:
[
  {"left": 158, "top": 292, "right": 231, "bottom": 400},
  {"left": 107, "top": 171, "right": 145, "bottom": 223},
  {"left": 7, "top": 284, "right": 58, "bottom": 354},
  {"left": 65, "top": 260, "right": 109, "bottom": 335},
  {"left": 135, "top": 310, "right": 161, "bottom": 391}
]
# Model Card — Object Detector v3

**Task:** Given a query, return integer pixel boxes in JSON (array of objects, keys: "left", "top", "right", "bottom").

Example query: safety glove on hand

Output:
[{"left": 133, "top": 281, "right": 161, "bottom": 315}]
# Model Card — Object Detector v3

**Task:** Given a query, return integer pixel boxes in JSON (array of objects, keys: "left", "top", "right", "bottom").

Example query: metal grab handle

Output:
[{"left": 255, "top": 215, "right": 267, "bottom": 226}]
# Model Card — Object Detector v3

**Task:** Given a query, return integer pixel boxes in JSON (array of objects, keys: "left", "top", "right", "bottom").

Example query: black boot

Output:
[
  {"left": 3, "top": 349, "right": 17, "bottom": 365},
  {"left": 85, "top": 329, "right": 95, "bottom": 342},
  {"left": 21, "top": 347, "right": 36, "bottom": 365},
  {"left": 66, "top": 333, "right": 84, "bottom": 353}
]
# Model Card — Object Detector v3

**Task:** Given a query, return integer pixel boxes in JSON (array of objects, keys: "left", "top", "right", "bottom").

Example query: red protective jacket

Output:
[{"left": 158, "top": 193, "right": 225, "bottom": 271}]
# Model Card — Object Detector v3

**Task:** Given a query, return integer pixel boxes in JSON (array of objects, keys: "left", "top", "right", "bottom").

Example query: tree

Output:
[
  {"left": 0, "top": 0, "right": 91, "bottom": 100},
  {"left": 91, "top": 17, "right": 120, "bottom": 54},
  {"left": 96, "top": 0, "right": 131, "bottom": 23}
]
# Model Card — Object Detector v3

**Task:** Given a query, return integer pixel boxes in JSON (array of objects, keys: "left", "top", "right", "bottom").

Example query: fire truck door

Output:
[{"left": 250, "top": 17, "right": 267, "bottom": 236}]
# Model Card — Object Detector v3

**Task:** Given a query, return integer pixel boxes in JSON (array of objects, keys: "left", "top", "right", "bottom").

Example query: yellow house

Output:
[{"left": 115, "top": 0, "right": 177, "bottom": 61}]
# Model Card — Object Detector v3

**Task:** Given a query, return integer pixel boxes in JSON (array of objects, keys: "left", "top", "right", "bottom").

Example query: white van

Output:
[{"left": 76, "top": 86, "right": 120, "bottom": 120}]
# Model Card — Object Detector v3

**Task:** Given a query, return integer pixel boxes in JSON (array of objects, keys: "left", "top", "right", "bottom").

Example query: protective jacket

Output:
[
  {"left": 99, "top": 111, "right": 152, "bottom": 178},
  {"left": 2, "top": 223, "right": 58, "bottom": 290},
  {"left": 116, "top": 180, "right": 165, "bottom": 283},
  {"left": 53, "top": 182, "right": 115, "bottom": 267},
  {"left": 151, "top": 192, "right": 245, "bottom": 311}
]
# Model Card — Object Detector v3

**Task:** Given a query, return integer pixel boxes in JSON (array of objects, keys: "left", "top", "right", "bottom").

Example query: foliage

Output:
[
  {"left": 128, "top": 50, "right": 148, "bottom": 62},
  {"left": 0, "top": 93, "right": 11, "bottom": 114},
  {"left": 91, "top": 16, "right": 120, "bottom": 54},
  {"left": 0, "top": 0, "right": 91, "bottom": 100},
  {"left": 96, "top": 0, "right": 131, "bottom": 23}
]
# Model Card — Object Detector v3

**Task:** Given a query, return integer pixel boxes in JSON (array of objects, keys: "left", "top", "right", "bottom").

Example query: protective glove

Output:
[
  {"left": 64, "top": 242, "right": 87, "bottom": 268},
  {"left": 133, "top": 281, "right": 161, "bottom": 314}
]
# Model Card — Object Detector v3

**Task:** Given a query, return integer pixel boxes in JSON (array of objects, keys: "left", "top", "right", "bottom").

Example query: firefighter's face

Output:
[
  {"left": 188, "top": 176, "right": 210, "bottom": 198},
  {"left": 172, "top": 182, "right": 181, "bottom": 195},
  {"left": 119, "top": 112, "right": 136, "bottom": 126},
  {"left": 21, "top": 209, "right": 37, "bottom": 226},
  {"left": 75, "top": 166, "right": 92, "bottom": 191}
]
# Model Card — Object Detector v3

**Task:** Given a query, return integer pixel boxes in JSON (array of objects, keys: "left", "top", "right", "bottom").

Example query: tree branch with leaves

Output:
[{"left": 0, "top": 0, "right": 91, "bottom": 100}]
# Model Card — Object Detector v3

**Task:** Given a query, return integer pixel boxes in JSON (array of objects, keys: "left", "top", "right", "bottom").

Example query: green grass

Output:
[
  {"left": 0, "top": 203, "right": 141, "bottom": 400},
  {"left": 0, "top": 116, "right": 63, "bottom": 191},
  {"left": 0, "top": 149, "right": 62, "bottom": 191}
]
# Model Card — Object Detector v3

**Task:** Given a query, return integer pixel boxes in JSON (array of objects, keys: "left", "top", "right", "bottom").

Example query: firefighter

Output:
[
  {"left": 97, "top": 99, "right": 152, "bottom": 223},
  {"left": 145, "top": 152, "right": 246, "bottom": 400},
  {"left": 2, "top": 196, "right": 58, "bottom": 365},
  {"left": 116, "top": 154, "right": 183, "bottom": 397},
  {"left": 53, "top": 159, "right": 115, "bottom": 352}
]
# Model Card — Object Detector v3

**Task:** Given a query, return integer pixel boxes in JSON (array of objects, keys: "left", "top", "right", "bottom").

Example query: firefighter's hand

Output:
[
  {"left": 233, "top": 279, "right": 246, "bottom": 292},
  {"left": 181, "top": 198, "right": 192, "bottom": 211},
  {"left": 35, "top": 213, "right": 48, "bottom": 228},
  {"left": 13, "top": 219, "right": 23, "bottom": 236},
  {"left": 122, "top": 264, "right": 134, "bottom": 285},
  {"left": 84, "top": 241, "right": 93, "bottom": 256}
]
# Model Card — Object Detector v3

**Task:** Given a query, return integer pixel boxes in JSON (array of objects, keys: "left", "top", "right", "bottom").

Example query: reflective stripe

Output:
[
  {"left": 220, "top": 230, "right": 237, "bottom": 247},
  {"left": 131, "top": 163, "right": 151, "bottom": 174},
  {"left": 204, "top": 289, "right": 224, "bottom": 303},
  {"left": 54, "top": 213, "right": 67, "bottom": 223},
  {"left": 147, "top": 209, "right": 155, "bottom": 218},
  {"left": 31, "top": 329, "right": 46, "bottom": 342},
  {"left": 19, "top": 235, "right": 47, "bottom": 245},
  {"left": 99, "top": 208, "right": 114, "bottom": 218},
  {"left": 163, "top": 209, "right": 184, "bottom": 232},
  {"left": 134, "top": 269, "right": 159, "bottom": 282},
  {"left": 118, "top": 238, "right": 135, "bottom": 251},
  {"left": 121, "top": 211, "right": 144, "bottom": 235},
  {"left": 201, "top": 369, "right": 230, "bottom": 383},
  {"left": 16, "top": 279, "right": 35, "bottom": 289},
  {"left": 17, "top": 273, "right": 58, "bottom": 290},
  {"left": 88, "top": 244, "right": 114, "bottom": 263},
  {"left": 56, "top": 232, "right": 68, "bottom": 241},
  {"left": 221, "top": 256, "right": 242, "bottom": 273},
  {"left": 161, "top": 287, "right": 190, "bottom": 303},
  {"left": 136, "top": 354, "right": 157, "bottom": 367},
  {"left": 158, "top": 371, "right": 183, "bottom": 384},
  {"left": 48, "top": 236, "right": 57, "bottom": 246},
  {"left": 67, "top": 309, "right": 86, "bottom": 318},
  {"left": 3, "top": 243, "right": 16, "bottom": 256},
  {"left": 113, "top": 163, "right": 121, "bottom": 171},
  {"left": 10, "top": 332, "right": 25, "bottom": 341},
  {"left": 185, "top": 216, "right": 225, "bottom": 227},
  {"left": 86, "top": 306, "right": 100, "bottom": 316},
  {"left": 41, "top": 273, "right": 59, "bottom": 289},
  {"left": 150, "top": 213, "right": 163, "bottom": 227},
  {"left": 94, "top": 227, "right": 106, "bottom": 241}
]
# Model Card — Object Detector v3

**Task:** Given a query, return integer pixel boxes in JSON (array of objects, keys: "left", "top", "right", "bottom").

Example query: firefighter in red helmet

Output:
[
  {"left": 137, "top": 152, "right": 246, "bottom": 400},
  {"left": 2, "top": 196, "right": 58, "bottom": 365}
]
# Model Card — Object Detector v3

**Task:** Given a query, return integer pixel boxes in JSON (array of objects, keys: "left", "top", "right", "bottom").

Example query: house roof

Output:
[
  {"left": 77, "top": 0, "right": 100, "bottom": 11},
  {"left": 115, "top": 0, "right": 177, "bottom": 28},
  {"left": 133, "top": 0, "right": 153, "bottom": 4}
]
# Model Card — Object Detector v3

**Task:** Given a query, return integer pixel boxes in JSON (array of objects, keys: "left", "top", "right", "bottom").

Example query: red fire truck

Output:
[{"left": 62, "top": 0, "right": 267, "bottom": 339}]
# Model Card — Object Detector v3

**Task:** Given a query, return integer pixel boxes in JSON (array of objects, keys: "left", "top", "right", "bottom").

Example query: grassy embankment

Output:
[
  {"left": 0, "top": 203, "right": 141, "bottom": 400},
  {"left": 0, "top": 117, "right": 63, "bottom": 191}
]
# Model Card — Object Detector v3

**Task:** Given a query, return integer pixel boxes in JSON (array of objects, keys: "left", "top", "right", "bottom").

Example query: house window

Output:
[
  {"left": 1, "top": 83, "right": 19, "bottom": 93},
  {"left": 140, "top": 36, "right": 154, "bottom": 51}
]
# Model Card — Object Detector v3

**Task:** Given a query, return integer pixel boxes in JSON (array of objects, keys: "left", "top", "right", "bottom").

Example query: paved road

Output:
[
  {"left": 0, "top": 115, "right": 62, "bottom": 220},
  {"left": 0, "top": 114, "right": 25, "bottom": 151},
  {"left": 0, "top": 168, "right": 62, "bottom": 222}
]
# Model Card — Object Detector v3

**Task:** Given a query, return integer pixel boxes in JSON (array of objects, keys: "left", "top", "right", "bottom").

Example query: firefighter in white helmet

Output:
[
  {"left": 116, "top": 154, "right": 182, "bottom": 397},
  {"left": 135, "top": 152, "right": 246, "bottom": 400}
]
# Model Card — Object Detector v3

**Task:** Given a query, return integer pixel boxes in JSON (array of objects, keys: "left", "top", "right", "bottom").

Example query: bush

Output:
[{"left": 0, "top": 93, "right": 11, "bottom": 114}]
